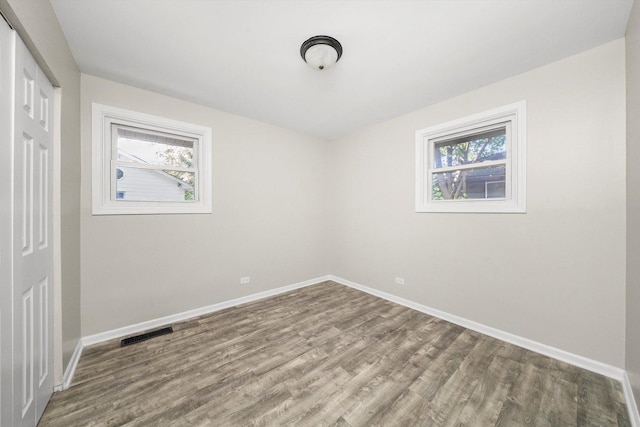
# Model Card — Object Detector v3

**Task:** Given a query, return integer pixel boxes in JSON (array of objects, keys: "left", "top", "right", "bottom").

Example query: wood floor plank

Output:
[
  {"left": 39, "top": 281, "right": 631, "bottom": 426},
  {"left": 494, "top": 361, "right": 547, "bottom": 426},
  {"left": 439, "top": 340, "right": 515, "bottom": 427}
]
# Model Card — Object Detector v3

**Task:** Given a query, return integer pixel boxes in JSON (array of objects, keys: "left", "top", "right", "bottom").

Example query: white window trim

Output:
[
  {"left": 415, "top": 101, "right": 526, "bottom": 213},
  {"left": 92, "top": 103, "right": 213, "bottom": 215}
]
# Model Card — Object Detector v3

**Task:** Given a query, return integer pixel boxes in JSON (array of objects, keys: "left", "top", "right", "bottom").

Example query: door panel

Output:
[
  {"left": 33, "top": 43, "right": 53, "bottom": 423},
  {"left": 21, "top": 134, "right": 33, "bottom": 256},
  {"left": 20, "top": 287, "right": 34, "bottom": 419},
  {"left": 12, "top": 34, "right": 54, "bottom": 427},
  {"left": 38, "top": 277, "right": 49, "bottom": 387},
  {"left": 0, "top": 21, "right": 53, "bottom": 427}
]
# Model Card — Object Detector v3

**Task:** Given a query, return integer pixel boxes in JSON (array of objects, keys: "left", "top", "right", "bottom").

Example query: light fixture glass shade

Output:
[
  {"left": 304, "top": 44, "right": 339, "bottom": 70},
  {"left": 300, "top": 35, "right": 343, "bottom": 71}
]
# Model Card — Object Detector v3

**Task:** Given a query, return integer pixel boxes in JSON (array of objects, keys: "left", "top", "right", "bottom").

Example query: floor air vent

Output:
[{"left": 120, "top": 326, "right": 173, "bottom": 347}]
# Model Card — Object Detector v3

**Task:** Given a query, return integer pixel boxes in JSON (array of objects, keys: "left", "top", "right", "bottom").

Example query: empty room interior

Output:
[{"left": 2, "top": 0, "right": 640, "bottom": 425}]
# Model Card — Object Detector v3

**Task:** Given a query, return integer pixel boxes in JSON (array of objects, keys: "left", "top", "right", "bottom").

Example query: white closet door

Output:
[
  {"left": 11, "top": 32, "right": 54, "bottom": 427},
  {"left": 0, "top": 19, "right": 16, "bottom": 427}
]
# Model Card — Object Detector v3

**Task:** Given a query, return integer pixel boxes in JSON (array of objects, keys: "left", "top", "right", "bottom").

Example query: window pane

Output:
[
  {"left": 115, "top": 126, "right": 195, "bottom": 169},
  {"left": 115, "top": 166, "right": 195, "bottom": 202},
  {"left": 432, "top": 165, "right": 506, "bottom": 200},
  {"left": 433, "top": 127, "right": 506, "bottom": 168}
]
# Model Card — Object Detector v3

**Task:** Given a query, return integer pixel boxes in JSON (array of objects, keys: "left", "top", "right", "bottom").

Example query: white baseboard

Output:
[
  {"left": 331, "top": 275, "right": 640, "bottom": 425},
  {"left": 82, "top": 275, "right": 331, "bottom": 347},
  {"left": 59, "top": 276, "right": 330, "bottom": 389},
  {"left": 330, "top": 275, "right": 626, "bottom": 381},
  {"left": 623, "top": 372, "right": 640, "bottom": 427},
  {"left": 53, "top": 338, "right": 83, "bottom": 391},
  {"left": 57, "top": 273, "right": 640, "bottom": 426}
]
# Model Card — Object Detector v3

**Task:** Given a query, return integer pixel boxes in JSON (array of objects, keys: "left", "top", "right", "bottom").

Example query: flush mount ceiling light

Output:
[{"left": 300, "top": 35, "right": 343, "bottom": 70}]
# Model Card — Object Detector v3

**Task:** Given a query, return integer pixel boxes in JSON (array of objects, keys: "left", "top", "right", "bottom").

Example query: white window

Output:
[
  {"left": 92, "top": 103, "right": 212, "bottom": 215},
  {"left": 415, "top": 101, "right": 526, "bottom": 213}
]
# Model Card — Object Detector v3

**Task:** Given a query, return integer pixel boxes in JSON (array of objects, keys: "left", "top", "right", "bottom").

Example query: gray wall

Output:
[
  {"left": 1, "top": 0, "right": 631, "bottom": 386},
  {"left": 627, "top": 0, "right": 640, "bottom": 411},
  {"left": 80, "top": 74, "right": 331, "bottom": 336},
  {"left": 330, "top": 40, "right": 627, "bottom": 367},
  {"left": 0, "top": 0, "right": 81, "bottom": 372}
]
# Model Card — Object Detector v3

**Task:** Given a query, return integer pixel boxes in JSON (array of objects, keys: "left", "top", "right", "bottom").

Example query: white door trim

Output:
[{"left": 0, "top": 18, "right": 16, "bottom": 427}]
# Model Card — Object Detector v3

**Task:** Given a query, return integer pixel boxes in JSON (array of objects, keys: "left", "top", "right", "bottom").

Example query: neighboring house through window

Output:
[
  {"left": 92, "top": 104, "right": 212, "bottom": 214},
  {"left": 113, "top": 146, "right": 195, "bottom": 202},
  {"left": 415, "top": 101, "right": 526, "bottom": 213}
]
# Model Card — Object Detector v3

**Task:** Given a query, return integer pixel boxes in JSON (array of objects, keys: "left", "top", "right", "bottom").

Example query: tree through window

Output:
[
  {"left": 415, "top": 101, "right": 526, "bottom": 213},
  {"left": 432, "top": 126, "right": 507, "bottom": 201}
]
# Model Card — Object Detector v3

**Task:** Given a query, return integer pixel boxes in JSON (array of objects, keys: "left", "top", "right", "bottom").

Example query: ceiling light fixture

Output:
[{"left": 300, "top": 35, "right": 343, "bottom": 70}]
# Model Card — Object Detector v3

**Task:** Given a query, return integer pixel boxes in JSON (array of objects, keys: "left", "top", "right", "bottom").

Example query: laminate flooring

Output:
[{"left": 39, "top": 281, "right": 631, "bottom": 426}]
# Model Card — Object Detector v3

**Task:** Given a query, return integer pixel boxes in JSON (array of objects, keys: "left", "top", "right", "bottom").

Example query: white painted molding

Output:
[
  {"left": 91, "top": 102, "right": 213, "bottom": 215},
  {"left": 82, "top": 275, "right": 331, "bottom": 347},
  {"left": 53, "top": 339, "right": 83, "bottom": 391},
  {"left": 415, "top": 100, "right": 526, "bottom": 213},
  {"left": 623, "top": 372, "right": 640, "bottom": 427},
  {"left": 329, "top": 275, "right": 626, "bottom": 381}
]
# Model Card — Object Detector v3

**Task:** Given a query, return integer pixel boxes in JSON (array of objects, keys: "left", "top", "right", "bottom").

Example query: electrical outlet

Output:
[
  {"left": 395, "top": 277, "right": 405, "bottom": 285},
  {"left": 240, "top": 277, "right": 251, "bottom": 285}
]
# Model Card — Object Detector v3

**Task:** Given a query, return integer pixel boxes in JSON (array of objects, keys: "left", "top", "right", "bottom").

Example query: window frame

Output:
[
  {"left": 415, "top": 101, "right": 526, "bottom": 213},
  {"left": 92, "top": 103, "right": 213, "bottom": 215}
]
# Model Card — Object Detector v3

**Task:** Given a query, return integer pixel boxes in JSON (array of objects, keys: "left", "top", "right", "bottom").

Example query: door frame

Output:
[{"left": 0, "top": 17, "right": 16, "bottom": 427}]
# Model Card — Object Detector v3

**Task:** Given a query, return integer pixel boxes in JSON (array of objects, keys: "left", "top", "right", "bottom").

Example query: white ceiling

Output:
[{"left": 50, "top": 0, "right": 633, "bottom": 140}]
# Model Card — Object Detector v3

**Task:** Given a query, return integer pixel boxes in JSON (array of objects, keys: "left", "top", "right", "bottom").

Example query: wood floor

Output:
[{"left": 39, "top": 281, "right": 630, "bottom": 426}]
